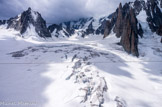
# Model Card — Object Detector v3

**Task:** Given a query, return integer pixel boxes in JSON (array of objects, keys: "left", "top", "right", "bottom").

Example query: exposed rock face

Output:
[
  {"left": 114, "top": 3, "right": 124, "bottom": 38},
  {"left": 103, "top": 12, "right": 118, "bottom": 38},
  {"left": 47, "top": 0, "right": 152, "bottom": 44},
  {"left": 0, "top": 20, "right": 6, "bottom": 25},
  {"left": 120, "top": 8, "right": 139, "bottom": 56},
  {"left": 48, "top": 24, "right": 69, "bottom": 37},
  {"left": 7, "top": 7, "right": 51, "bottom": 38},
  {"left": 96, "top": 19, "right": 107, "bottom": 35},
  {"left": 85, "top": 22, "right": 95, "bottom": 35},
  {"left": 143, "top": 0, "right": 162, "bottom": 43},
  {"left": 133, "top": 0, "right": 146, "bottom": 15},
  {"left": 138, "top": 23, "right": 144, "bottom": 38},
  {"left": 104, "top": 0, "right": 162, "bottom": 56},
  {"left": 145, "top": 0, "right": 162, "bottom": 36},
  {"left": 48, "top": 17, "right": 109, "bottom": 38},
  {"left": 60, "top": 21, "right": 75, "bottom": 37},
  {"left": 48, "top": 19, "right": 81, "bottom": 37},
  {"left": 103, "top": 20, "right": 113, "bottom": 38},
  {"left": 48, "top": 24, "right": 62, "bottom": 34},
  {"left": 104, "top": 3, "right": 141, "bottom": 57}
]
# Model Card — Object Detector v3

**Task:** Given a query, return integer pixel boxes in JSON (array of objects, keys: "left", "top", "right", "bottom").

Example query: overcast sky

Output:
[{"left": 0, "top": 0, "right": 133, "bottom": 24}]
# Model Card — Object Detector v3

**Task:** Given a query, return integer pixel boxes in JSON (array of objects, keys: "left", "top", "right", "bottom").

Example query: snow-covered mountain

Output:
[
  {"left": 0, "top": 22, "right": 162, "bottom": 107},
  {"left": 0, "top": 0, "right": 162, "bottom": 107},
  {"left": 0, "top": 7, "right": 51, "bottom": 38},
  {"left": 48, "top": 16, "right": 110, "bottom": 38},
  {"left": 0, "top": 0, "right": 161, "bottom": 56},
  {"left": 0, "top": 0, "right": 161, "bottom": 41},
  {"left": 48, "top": 0, "right": 162, "bottom": 56}
]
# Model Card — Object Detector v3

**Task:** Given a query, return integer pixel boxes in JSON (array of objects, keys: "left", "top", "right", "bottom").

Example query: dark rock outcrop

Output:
[
  {"left": 120, "top": 8, "right": 139, "bottom": 56},
  {"left": 138, "top": 23, "right": 144, "bottom": 38},
  {"left": 0, "top": 20, "right": 7, "bottom": 25},
  {"left": 48, "top": 24, "right": 62, "bottom": 33},
  {"left": 133, "top": 0, "right": 146, "bottom": 15},
  {"left": 0, "top": 20, "right": 2, "bottom": 25},
  {"left": 104, "top": 3, "right": 141, "bottom": 57},
  {"left": 7, "top": 7, "right": 51, "bottom": 38},
  {"left": 96, "top": 19, "right": 107, "bottom": 35},
  {"left": 114, "top": 3, "right": 124, "bottom": 38},
  {"left": 103, "top": 0, "right": 162, "bottom": 56},
  {"left": 85, "top": 22, "right": 95, "bottom": 35},
  {"left": 103, "top": 0, "right": 162, "bottom": 55},
  {"left": 103, "top": 20, "right": 113, "bottom": 38},
  {"left": 48, "top": 16, "right": 110, "bottom": 38},
  {"left": 145, "top": 0, "right": 162, "bottom": 36},
  {"left": 103, "top": 12, "right": 118, "bottom": 38},
  {"left": 60, "top": 22, "right": 75, "bottom": 37},
  {"left": 48, "top": 24, "right": 69, "bottom": 37},
  {"left": 48, "top": 18, "right": 86, "bottom": 37}
]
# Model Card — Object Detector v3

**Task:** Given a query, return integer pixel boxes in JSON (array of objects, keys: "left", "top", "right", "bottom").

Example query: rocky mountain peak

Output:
[
  {"left": 48, "top": 16, "right": 110, "bottom": 38},
  {"left": 104, "top": 2, "right": 143, "bottom": 57},
  {"left": 103, "top": 0, "right": 162, "bottom": 56},
  {"left": 0, "top": 0, "right": 161, "bottom": 57},
  {"left": 121, "top": 7, "right": 139, "bottom": 56},
  {"left": 145, "top": 0, "right": 162, "bottom": 35},
  {"left": 28, "top": 7, "right": 32, "bottom": 11},
  {"left": 0, "top": 20, "right": 6, "bottom": 25},
  {"left": 6, "top": 7, "right": 51, "bottom": 38},
  {"left": 119, "top": 3, "right": 122, "bottom": 9}
]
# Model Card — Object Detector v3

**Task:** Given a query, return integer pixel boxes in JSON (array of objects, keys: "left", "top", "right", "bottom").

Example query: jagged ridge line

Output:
[{"left": 0, "top": 61, "right": 162, "bottom": 64}]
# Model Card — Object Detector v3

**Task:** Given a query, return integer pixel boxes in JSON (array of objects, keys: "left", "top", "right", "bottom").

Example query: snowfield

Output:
[{"left": 0, "top": 26, "right": 162, "bottom": 107}]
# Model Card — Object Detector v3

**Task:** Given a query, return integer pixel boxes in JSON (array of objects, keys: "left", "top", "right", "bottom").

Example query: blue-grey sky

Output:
[{"left": 0, "top": 0, "right": 133, "bottom": 24}]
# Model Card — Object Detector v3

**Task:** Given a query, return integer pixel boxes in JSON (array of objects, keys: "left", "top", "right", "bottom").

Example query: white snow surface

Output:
[
  {"left": 31, "top": 10, "right": 38, "bottom": 22},
  {"left": 0, "top": 25, "right": 162, "bottom": 107}
]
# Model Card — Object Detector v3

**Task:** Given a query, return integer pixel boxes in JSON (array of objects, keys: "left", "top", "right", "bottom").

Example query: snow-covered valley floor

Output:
[{"left": 0, "top": 28, "right": 162, "bottom": 107}]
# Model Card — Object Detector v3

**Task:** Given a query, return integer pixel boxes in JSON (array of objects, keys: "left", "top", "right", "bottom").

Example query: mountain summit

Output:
[
  {"left": 1, "top": 7, "right": 51, "bottom": 38},
  {"left": 0, "top": 0, "right": 162, "bottom": 57},
  {"left": 0, "top": 1, "right": 162, "bottom": 107},
  {"left": 103, "top": 0, "right": 162, "bottom": 56}
]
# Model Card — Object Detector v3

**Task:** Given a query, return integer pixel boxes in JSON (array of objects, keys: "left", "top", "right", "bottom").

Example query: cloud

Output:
[{"left": 0, "top": 0, "right": 134, "bottom": 24}]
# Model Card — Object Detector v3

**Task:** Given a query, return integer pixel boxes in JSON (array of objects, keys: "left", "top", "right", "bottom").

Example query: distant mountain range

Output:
[{"left": 0, "top": 0, "right": 161, "bottom": 57}]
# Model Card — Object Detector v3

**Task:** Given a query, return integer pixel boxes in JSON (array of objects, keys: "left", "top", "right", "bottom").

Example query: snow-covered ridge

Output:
[
  {"left": 0, "top": 7, "right": 51, "bottom": 38},
  {"left": 0, "top": 0, "right": 162, "bottom": 57},
  {"left": 0, "top": 0, "right": 161, "bottom": 42},
  {"left": 0, "top": 0, "right": 162, "bottom": 106},
  {"left": 0, "top": 26, "right": 162, "bottom": 107},
  {"left": 48, "top": 16, "right": 110, "bottom": 38}
]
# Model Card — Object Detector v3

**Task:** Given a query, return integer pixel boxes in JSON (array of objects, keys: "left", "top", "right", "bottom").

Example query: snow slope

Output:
[{"left": 0, "top": 23, "right": 162, "bottom": 107}]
